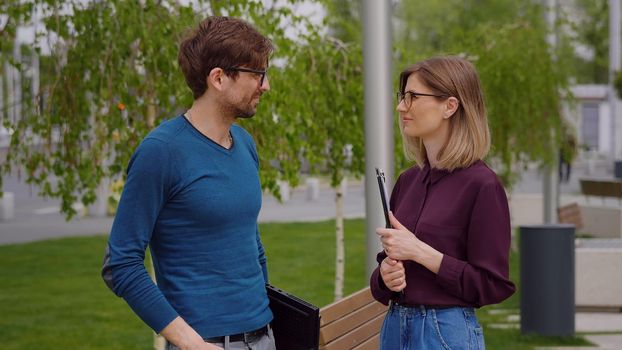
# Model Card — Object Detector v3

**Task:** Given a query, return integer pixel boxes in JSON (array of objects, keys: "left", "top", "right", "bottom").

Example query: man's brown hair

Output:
[{"left": 178, "top": 16, "right": 274, "bottom": 99}]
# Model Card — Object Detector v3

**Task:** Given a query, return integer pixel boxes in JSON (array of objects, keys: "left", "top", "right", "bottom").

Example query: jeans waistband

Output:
[{"left": 390, "top": 299, "right": 455, "bottom": 310}]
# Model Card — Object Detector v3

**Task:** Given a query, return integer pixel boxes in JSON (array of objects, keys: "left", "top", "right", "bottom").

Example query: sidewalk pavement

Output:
[
  {"left": 0, "top": 179, "right": 366, "bottom": 245},
  {"left": 490, "top": 311, "right": 622, "bottom": 349},
  {"left": 578, "top": 314, "right": 622, "bottom": 350},
  {"left": 565, "top": 311, "right": 622, "bottom": 349},
  {"left": 1, "top": 157, "right": 615, "bottom": 245}
]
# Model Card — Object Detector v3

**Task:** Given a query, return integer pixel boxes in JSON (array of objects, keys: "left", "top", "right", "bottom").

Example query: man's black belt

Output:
[{"left": 204, "top": 325, "right": 269, "bottom": 344}]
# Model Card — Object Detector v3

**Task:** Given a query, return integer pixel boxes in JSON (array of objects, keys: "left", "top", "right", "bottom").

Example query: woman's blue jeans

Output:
[{"left": 379, "top": 303, "right": 485, "bottom": 350}]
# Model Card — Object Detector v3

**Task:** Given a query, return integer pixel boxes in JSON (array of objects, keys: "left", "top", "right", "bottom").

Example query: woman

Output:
[{"left": 370, "top": 56, "right": 515, "bottom": 350}]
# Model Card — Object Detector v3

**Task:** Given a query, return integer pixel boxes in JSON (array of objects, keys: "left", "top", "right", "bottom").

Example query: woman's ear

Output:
[{"left": 444, "top": 97, "right": 460, "bottom": 119}]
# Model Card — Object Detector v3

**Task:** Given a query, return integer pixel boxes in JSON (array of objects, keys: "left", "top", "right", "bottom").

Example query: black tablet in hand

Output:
[{"left": 375, "top": 167, "right": 391, "bottom": 228}]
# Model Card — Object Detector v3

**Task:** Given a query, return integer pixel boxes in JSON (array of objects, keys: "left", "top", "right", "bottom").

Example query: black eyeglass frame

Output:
[
  {"left": 396, "top": 90, "right": 449, "bottom": 108},
  {"left": 226, "top": 67, "right": 268, "bottom": 86}
]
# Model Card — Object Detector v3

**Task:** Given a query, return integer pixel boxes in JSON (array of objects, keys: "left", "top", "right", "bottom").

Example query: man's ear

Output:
[
  {"left": 444, "top": 97, "right": 460, "bottom": 119},
  {"left": 207, "top": 68, "right": 225, "bottom": 91}
]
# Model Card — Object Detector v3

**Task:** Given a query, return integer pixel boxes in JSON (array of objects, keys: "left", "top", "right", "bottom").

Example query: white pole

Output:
[
  {"left": 31, "top": 52, "right": 40, "bottom": 115},
  {"left": 0, "top": 61, "right": 4, "bottom": 123},
  {"left": 4, "top": 60, "right": 14, "bottom": 122},
  {"left": 610, "top": 0, "right": 621, "bottom": 159},
  {"left": 543, "top": 0, "right": 559, "bottom": 224},
  {"left": 363, "top": 0, "right": 394, "bottom": 277},
  {"left": 13, "top": 42, "right": 22, "bottom": 124}
]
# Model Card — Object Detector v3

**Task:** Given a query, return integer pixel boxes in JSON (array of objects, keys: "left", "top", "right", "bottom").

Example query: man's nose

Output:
[{"left": 261, "top": 76, "right": 270, "bottom": 91}]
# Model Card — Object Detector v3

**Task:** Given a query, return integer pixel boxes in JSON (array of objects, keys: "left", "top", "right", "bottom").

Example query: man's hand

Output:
[
  {"left": 189, "top": 343, "right": 222, "bottom": 350},
  {"left": 379, "top": 257, "right": 406, "bottom": 292},
  {"left": 186, "top": 342, "right": 223, "bottom": 350},
  {"left": 160, "top": 316, "right": 223, "bottom": 350}
]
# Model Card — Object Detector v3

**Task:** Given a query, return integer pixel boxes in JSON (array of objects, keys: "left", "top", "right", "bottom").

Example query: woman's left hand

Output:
[{"left": 376, "top": 211, "right": 420, "bottom": 261}]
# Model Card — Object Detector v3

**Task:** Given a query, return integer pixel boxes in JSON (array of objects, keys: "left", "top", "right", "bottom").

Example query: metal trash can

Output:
[{"left": 520, "top": 224, "right": 575, "bottom": 337}]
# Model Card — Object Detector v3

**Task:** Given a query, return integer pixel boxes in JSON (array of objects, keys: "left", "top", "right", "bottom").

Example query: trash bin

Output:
[
  {"left": 520, "top": 224, "right": 575, "bottom": 337},
  {"left": 615, "top": 160, "right": 622, "bottom": 179}
]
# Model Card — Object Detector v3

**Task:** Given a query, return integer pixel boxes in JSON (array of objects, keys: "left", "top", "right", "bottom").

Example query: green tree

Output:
[
  {"left": 274, "top": 34, "right": 364, "bottom": 300},
  {"left": 2, "top": 1, "right": 198, "bottom": 217},
  {"left": 570, "top": 0, "right": 609, "bottom": 84},
  {"left": 0, "top": 0, "right": 309, "bottom": 218},
  {"left": 291, "top": 0, "right": 365, "bottom": 300}
]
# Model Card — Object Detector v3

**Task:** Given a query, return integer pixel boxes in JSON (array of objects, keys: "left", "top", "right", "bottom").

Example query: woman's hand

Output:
[
  {"left": 376, "top": 212, "right": 444, "bottom": 274},
  {"left": 376, "top": 212, "right": 419, "bottom": 261},
  {"left": 379, "top": 257, "right": 406, "bottom": 292}
]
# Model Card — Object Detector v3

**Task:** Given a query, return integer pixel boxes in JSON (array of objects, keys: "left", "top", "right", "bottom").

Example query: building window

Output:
[{"left": 581, "top": 103, "right": 599, "bottom": 150}]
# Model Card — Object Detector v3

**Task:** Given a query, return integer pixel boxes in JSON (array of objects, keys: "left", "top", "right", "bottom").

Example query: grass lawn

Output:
[{"left": 0, "top": 219, "right": 591, "bottom": 349}]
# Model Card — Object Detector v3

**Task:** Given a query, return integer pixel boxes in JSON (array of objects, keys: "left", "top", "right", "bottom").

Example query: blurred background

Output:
[{"left": 1, "top": 1, "right": 622, "bottom": 349}]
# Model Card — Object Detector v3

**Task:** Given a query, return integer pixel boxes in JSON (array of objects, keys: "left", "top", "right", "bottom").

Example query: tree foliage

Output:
[
  {"left": 3, "top": 1, "right": 199, "bottom": 216},
  {"left": 1, "top": 0, "right": 367, "bottom": 220},
  {"left": 1, "top": 0, "right": 603, "bottom": 216},
  {"left": 569, "top": 0, "right": 609, "bottom": 84},
  {"left": 269, "top": 27, "right": 365, "bottom": 301}
]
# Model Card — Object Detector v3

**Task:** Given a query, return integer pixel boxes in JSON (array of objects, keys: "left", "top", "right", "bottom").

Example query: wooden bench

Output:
[
  {"left": 558, "top": 202, "right": 583, "bottom": 230},
  {"left": 580, "top": 178, "right": 622, "bottom": 201},
  {"left": 319, "top": 287, "right": 388, "bottom": 350}
]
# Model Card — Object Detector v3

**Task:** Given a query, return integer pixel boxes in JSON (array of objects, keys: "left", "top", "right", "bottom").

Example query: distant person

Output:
[
  {"left": 559, "top": 127, "right": 577, "bottom": 183},
  {"left": 101, "top": 16, "right": 275, "bottom": 350},
  {"left": 370, "top": 56, "right": 515, "bottom": 350}
]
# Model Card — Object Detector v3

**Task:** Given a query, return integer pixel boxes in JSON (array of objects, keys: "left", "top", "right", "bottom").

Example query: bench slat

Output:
[
  {"left": 319, "top": 301, "right": 387, "bottom": 345},
  {"left": 351, "top": 334, "right": 380, "bottom": 350},
  {"left": 580, "top": 179, "right": 622, "bottom": 198},
  {"left": 319, "top": 312, "right": 385, "bottom": 350},
  {"left": 320, "top": 287, "right": 375, "bottom": 326},
  {"left": 558, "top": 202, "right": 583, "bottom": 229}
]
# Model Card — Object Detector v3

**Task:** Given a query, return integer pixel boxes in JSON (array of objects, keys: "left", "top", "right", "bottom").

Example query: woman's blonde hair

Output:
[{"left": 399, "top": 56, "right": 490, "bottom": 170}]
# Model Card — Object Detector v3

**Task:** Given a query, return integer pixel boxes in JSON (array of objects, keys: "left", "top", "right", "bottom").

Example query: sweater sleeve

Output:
[
  {"left": 101, "top": 138, "right": 178, "bottom": 333},
  {"left": 256, "top": 225, "right": 268, "bottom": 283},
  {"left": 244, "top": 128, "right": 267, "bottom": 283},
  {"left": 435, "top": 180, "right": 516, "bottom": 307}
]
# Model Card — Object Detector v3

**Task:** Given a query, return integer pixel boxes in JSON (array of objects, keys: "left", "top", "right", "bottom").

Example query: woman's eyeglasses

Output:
[{"left": 396, "top": 90, "right": 448, "bottom": 108}]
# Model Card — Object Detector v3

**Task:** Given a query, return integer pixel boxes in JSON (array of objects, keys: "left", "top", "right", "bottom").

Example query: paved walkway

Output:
[
  {"left": 0, "top": 178, "right": 367, "bottom": 245},
  {"left": 489, "top": 311, "right": 622, "bottom": 349}
]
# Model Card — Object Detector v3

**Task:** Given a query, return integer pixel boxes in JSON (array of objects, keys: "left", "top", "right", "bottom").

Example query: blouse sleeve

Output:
[{"left": 435, "top": 180, "right": 516, "bottom": 307}]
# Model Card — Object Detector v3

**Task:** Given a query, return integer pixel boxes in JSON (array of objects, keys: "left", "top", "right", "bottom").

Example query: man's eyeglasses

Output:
[
  {"left": 226, "top": 67, "right": 268, "bottom": 87},
  {"left": 396, "top": 90, "right": 448, "bottom": 109}
]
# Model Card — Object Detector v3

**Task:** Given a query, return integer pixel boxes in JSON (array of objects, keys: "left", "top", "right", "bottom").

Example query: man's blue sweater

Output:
[{"left": 102, "top": 115, "right": 272, "bottom": 338}]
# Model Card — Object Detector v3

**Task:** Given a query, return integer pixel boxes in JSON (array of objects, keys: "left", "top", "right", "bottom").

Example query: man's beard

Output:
[
  {"left": 235, "top": 105, "right": 256, "bottom": 119},
  {"left": 233, "top": 94, "right": 261, "bottom": 119}
]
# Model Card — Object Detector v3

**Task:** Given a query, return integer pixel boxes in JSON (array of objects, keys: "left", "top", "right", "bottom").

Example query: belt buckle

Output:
[{"left": 244, "top": 325, "right": 267, "bottom": 343}]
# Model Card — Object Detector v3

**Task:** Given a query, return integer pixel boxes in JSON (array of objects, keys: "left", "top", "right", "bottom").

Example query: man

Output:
[{"left": 101, "top": 16, "right": 275, "bottom": 350}]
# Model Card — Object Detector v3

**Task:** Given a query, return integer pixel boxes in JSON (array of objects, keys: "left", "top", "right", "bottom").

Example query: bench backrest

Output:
[
  {"left": 319, "top": 287, "right": 388, "bottom": 350},
  {"left": 580, "top": 179, "right": 622, "bottom": 198},
  {"left": 558, "top": 202, "right": 583, "bottom": 229}
]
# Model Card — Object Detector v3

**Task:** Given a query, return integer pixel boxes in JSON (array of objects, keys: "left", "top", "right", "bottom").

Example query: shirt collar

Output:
[{"left": 420, "top": 162, "right": 451, "bottom": 185}]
